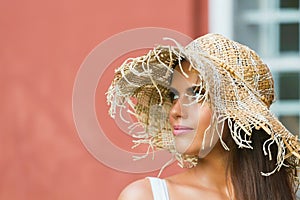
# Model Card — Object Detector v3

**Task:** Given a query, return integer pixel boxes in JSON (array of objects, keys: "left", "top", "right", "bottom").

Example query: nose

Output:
[{"left": 169, "top": 99, "right": 187, "bottom": 121}]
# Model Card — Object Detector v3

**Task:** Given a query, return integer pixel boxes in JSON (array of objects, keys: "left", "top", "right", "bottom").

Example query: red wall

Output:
[{"left": 1, "top": 0, "right": 208, "bottom": 199}]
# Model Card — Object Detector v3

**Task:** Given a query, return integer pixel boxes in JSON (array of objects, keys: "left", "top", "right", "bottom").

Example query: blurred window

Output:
[
  {"left": 280, "top": 0, "right": 299, "bottom": 9},
  {"left": 232, "top": 0, "right": 300, "bottom": 135},
  {"left": 279, "top": 72, "right": 299, "bottom": 100},
  {"left": 280, "top": 23, "right": 299, "bottom": 52},
  {"left": 279, "top": 115, "right": 299, "bottom": 134}
]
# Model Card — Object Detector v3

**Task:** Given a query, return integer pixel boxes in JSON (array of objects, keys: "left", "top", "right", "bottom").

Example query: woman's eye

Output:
[
  {"left": 186, "top": 86, "right": 202, "bottom": 96},
  {"left": 169, "top": 91, "right": 179, "bottom": 103},
  {"left": 192, "top": 86, "right": 205, "bottom": 96},
  {"left": 185, "top": 86, "right": 206, "bottom": 103},
  {"left": 193, "top": 86, "right": 200, "bottom": 95}
]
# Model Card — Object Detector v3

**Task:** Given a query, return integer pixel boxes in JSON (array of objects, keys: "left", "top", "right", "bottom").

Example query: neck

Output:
[{"left": 188, "top": 141, "right": 230, "bottom": 193}]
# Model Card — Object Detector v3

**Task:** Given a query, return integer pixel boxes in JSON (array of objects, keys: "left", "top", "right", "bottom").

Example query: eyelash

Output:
[
  {"left": 169, "top": 91, "right": 179, "bottom": 103},
  {"left": 192, "top": 86, "right": 200, "bottom": 95},
  {"left": 189, "top": 86, "right": 206, "bottom": 96},
  {"left": 168, "top": 87, "right": 206, "bottom": 103}
]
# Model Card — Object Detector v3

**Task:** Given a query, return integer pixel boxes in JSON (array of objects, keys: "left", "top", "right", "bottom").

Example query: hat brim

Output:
[{"left": 106, "top": 34, "right": 300, "bottom": 175}]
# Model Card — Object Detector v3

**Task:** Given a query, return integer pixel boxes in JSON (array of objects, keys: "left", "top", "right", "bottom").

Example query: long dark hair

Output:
[{"left": 226, "top": 128, "right": 297, "bottom": 200}]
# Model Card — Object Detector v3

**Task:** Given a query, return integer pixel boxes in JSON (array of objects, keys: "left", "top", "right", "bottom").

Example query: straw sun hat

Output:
[{"left": 106, "top": 33, "right": 300, "bottom": 176}]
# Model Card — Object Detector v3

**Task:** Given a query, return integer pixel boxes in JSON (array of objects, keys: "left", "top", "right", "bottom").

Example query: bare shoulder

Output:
[{"left": 118, "top": 178, "right": 153, "bottom": 200}]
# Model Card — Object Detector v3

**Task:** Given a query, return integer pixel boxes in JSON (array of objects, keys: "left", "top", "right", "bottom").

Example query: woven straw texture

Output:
[{"left": 106, "top": 33, "right": 300, "bottom": 175}]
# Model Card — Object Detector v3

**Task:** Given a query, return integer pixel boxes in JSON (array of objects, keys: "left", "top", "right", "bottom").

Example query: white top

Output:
[{"left": 147, "top": 177, "right": 170, "bottom": 200}]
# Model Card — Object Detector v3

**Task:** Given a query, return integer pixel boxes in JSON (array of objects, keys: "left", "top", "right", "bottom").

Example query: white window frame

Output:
[{"left": 208, "top": 0, "right": 300, "bottom": 135}]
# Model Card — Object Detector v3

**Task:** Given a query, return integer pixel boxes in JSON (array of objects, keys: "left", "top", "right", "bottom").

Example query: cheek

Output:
[
  {"left": 180, "top": 105, "right": 212, "bottom": 154},
  {"left": 190, "top": 105, "right": 212, "bottom": 129},
  {"left": 192, "top": 106, "right": 212, "bottom": 145},
  {"left": 198, "top": 108, "right": 212, "bottom": 129}
]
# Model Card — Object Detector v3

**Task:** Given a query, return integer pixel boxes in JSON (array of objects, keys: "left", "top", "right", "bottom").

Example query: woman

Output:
[{"left": 106, "top": 33, "right": 300, "bottom": 200}]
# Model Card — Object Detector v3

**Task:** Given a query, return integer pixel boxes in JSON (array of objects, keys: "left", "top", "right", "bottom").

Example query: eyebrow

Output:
[{"left": 169, "top": 86, "right": 199, "bottom": 94}]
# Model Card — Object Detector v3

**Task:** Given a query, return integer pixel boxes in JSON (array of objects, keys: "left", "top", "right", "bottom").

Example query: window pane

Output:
[
  {"left": 279, "top": 115, "right": 299, "bottom": 135},
  {"left": 234, "top": 24, "right": 260, "bottom": 53},
  {"left": 236, "top": 0, "right": 259, "bottom": 10},
  {"left": 279, "top": 23, "right": 299, "bottom": 52},
  {"left": 279, "top": 72, "right": 299, "bottom": 100},
  {"left": 280, "top": 0, "right": 299, "bottom": 9}
]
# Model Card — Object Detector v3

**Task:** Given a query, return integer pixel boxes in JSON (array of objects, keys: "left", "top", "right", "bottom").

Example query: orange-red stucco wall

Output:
[{"left": 1, "top": 0, "right": 208, "bottom": 199}]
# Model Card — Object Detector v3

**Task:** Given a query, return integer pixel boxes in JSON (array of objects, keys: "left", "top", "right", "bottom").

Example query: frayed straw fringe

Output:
[{"left": 106, "top": 34, "right": 300, "bottom": 178}]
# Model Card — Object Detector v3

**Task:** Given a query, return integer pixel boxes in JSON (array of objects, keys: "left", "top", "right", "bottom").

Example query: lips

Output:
[{"left": 173, "top": 125, "right": 194, "bottom": 136}]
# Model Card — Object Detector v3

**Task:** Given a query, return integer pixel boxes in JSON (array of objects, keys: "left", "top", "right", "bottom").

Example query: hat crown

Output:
[{"left": 188, "top": 34, "right": 275, "bottom": 107}]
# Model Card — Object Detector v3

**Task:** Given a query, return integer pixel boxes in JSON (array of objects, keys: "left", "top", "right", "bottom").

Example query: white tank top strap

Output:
[{"left": 147, "top": 177, "right": 170, "bottom": 200}]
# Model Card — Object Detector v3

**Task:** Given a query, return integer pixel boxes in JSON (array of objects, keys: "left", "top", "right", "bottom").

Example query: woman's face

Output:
[{"left": 169, "top": 61, "right": 215, "bottom": 157}]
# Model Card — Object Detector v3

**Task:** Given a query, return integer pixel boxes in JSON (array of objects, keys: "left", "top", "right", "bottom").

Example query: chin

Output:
[
  {"left": 174, "top": 139, "right": 199, "bottom": 155},
  {"left": 174, "top": 132, "right": 200, "bottom": 155}
]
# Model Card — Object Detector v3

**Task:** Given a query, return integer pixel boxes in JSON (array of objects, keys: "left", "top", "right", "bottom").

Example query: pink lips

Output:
[{"left": 173, "top": 125, "right": 194, "bottom": 136}]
